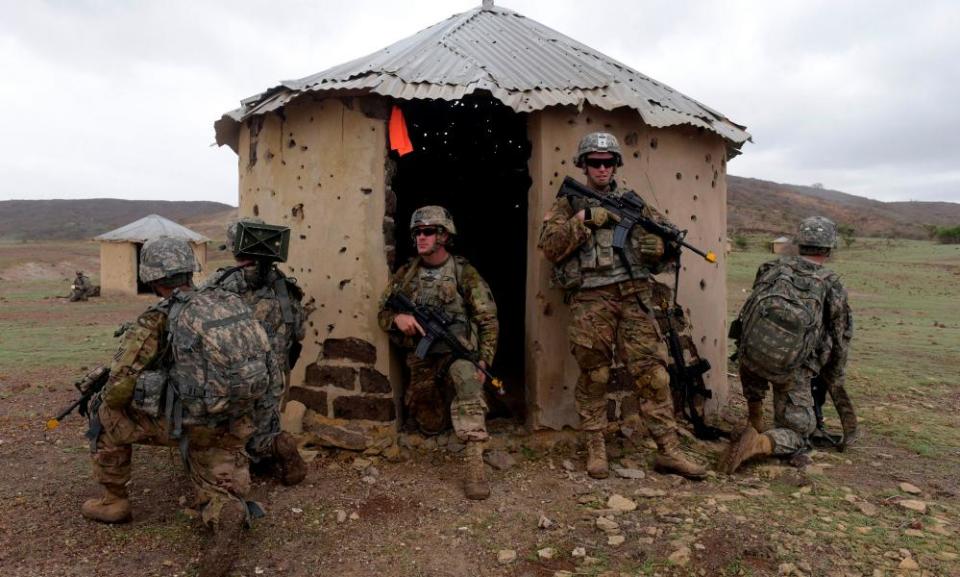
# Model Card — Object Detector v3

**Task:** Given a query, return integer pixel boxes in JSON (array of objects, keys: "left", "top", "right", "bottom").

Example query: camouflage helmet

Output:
[
  {"left": 796, "top": 216, "right": 838, "bottom": 248},
  {"left": 223, "top": 217, "right": 265, "bottom": 252},
  {"left": 139, "top": 236, "right": 199, "bottom": 283},
  {"left": 410, "top": 205, "right": 456, "bottom": 236},
  {"left": 574, "top": 132, "right": 624, "bottom": 168}
]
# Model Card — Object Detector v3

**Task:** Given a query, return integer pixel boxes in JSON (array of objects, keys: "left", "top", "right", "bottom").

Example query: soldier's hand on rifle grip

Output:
[
  {"left": 639, "top": 234, "right": 665, "bottom": 259},
  {"left": 582, "top": 207, "right": 617, "bottom": 230},
  {"left": 394, "top": 313, "right": 426, "bottom": 336}
]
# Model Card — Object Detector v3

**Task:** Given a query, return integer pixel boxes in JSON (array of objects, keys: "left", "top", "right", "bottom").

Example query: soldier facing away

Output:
[
  {"left": 206, "top": 218, "right": 308, "bottom": 486},
  {"left": 378, "top": 205, "right": 499, "bottom": 500},
  {"left": 538, "top": 132, "right": 707, "bottom": 480},
  {"left": 723, "top": 216, "right": 857, "bottom": 474},
  {"left": 82, "top": 236, "right": 281, "bottom": 577}
]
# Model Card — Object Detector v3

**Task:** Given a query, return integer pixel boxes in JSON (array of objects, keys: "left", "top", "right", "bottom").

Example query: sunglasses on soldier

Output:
[
  {"left": 584, "top": 157, "right": 617, "bottom": 169},
  {"left": 412, "top": 226, "right": 439, "bottom": 238}
]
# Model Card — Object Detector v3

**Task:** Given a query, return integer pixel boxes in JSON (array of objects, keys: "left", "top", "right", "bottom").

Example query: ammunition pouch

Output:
[
  {"left": 131, "top": 370, "right": 167, "bottom": 418},
  {"left": 551, "top": 256, "right": 582, "bottom": 291}
]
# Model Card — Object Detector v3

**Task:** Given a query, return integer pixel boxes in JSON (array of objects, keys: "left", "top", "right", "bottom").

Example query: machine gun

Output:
[
  {"left": 556, "top": 176, "right": 717, "bottom": 263},
  {"left": 810, "top": 375, "right": 843, "bottom": 448},
  {"left": 46, "top": 366, "right": 110, "bottom": 430},
  {"left": 385, "top": 292, "right": 505, "bottom": 396}
]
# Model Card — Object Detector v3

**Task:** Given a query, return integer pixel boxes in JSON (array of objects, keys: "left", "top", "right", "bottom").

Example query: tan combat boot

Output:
[
  {"left": 199, "top": 502, "right": 246, "bottom": 577},
  {"left": 721, "top": 426, "right": 774, "bottom": 474},
  {"left": 747, "top": 400, "right": 765, "bottom": 432},
  {"left": 81, "top": 484, "right": 132, "bottom": 524},
  {"left": 653, "top": 431, "right": 707, "bottom": 480},
  {"left": 273, "top": 431, "right": 307, "bottom": 486},
  {"left": 463, "top": 441, "right": 490, "bottom": 500},
  {"left": 585, "top": 431, "right": 609, "bottom": 479}
]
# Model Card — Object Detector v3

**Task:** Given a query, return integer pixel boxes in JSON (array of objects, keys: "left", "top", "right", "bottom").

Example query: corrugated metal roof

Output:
[
  {"left": 216, "top": 4, "right": 750, "bottom": 152},
  {"left": 94, "top": 214, "right": 209, "bottom": 243}
]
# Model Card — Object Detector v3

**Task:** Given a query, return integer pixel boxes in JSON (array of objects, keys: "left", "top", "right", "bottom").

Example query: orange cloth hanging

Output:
[{"left": 389, "top": 105, "right": 414, "bottom": 157}]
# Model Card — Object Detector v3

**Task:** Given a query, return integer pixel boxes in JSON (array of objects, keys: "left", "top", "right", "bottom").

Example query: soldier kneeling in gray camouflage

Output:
[
  {"left": 723, "top": 216, "right": 857, "bottom": 474},
  {"left": 206, "top": 218, "right": 308, "bottom": 486},
  {"left": 83, "top": 236, "right": 282, "bottom": 577}
]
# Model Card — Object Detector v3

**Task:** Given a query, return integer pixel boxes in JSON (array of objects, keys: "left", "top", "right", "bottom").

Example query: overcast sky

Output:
[{"left": 1, "top": 0, "right": 957, "bottom": 205}]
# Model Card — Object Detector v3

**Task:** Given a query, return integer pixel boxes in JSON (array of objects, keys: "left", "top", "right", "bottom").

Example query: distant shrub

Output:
[
  {"left": 934, "top": 225, "right": 960, "bottom": 244},
  {"left": 837, "top": 224, "right": 856, "bottom": 248},
  {"left": 733, "top": 234, "right": 749, "bottom": 250}
]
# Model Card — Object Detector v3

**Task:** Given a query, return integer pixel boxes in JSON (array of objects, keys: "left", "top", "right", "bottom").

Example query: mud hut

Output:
[
  {"left": 214, "top": 1, "right": 750, "bottom": 435},
  {"left": 94, "top": 215, "right": 209, "bottom": 296},
  {"left": 771, "top": 236, "right": 792, "bottom": 255}
]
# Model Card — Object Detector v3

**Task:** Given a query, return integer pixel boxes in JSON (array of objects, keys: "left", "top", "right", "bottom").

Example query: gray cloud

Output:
[{"left": 0, "top": 0, "right": 957, "bottom": 204}]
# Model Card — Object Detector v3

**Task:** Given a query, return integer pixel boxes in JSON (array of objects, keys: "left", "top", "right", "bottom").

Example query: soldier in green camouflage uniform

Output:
[
  {"left": 82, "top": 237, "right": 263, "bottom": 577},
  {"left": 539, "top": 132, "right": 707, "bottom": 480},
  {"left": 206, "top": 218, "right": 308, "bottom": 486},
  {"left": 69, "top": 270, "right": 91, "bottom": 302},
  {"left": 723, "top": 216, "right": 856, "bottom": 474},
  {"left": 378, "top": 206, "right": 499, "bottom": 500}
]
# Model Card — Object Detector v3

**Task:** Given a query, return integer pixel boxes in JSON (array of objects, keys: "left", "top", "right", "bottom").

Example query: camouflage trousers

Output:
[
  {"left": 567, "top": 281, "right": 675, "bottom": 438},
  {"left": 246, "top": 372, "right": 288, "bottom": 459},
  {"left": 90, "top": 403, "right": 254, "bottom": 526},
  {"left": 405, "top": 352, "right": 488, "bottom": 441},
  {"left": 740, "top": 365, "right": 817, "bottom": 455}
]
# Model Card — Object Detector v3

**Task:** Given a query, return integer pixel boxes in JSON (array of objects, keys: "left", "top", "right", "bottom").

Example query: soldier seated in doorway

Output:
[
  {"left": 378, "top": 205, "right": 500, "bottom": 500},
  {"left": 723, "top": 216, "right": 857, "bottom": 474}
]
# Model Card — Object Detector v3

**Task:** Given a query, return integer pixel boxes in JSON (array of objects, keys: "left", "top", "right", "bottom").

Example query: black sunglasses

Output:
[
  {"left": 584, "top": 157, "right": 618, "bottom": 169},
  {"left": 412, "top": 226, "right": 440, "bottom": 238}
]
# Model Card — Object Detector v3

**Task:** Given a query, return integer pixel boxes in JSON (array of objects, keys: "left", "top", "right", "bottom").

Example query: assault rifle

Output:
[
  {"left": 46, "top": 366, "right": 110, "bottom": 430},
  {"left": 556, "top": 176, "right": 717, "bottom": 263},
  {"left": 385, "top": 292, "right": 505, "bottom": 396},
  {"left": 810, "top": 375, "right": 843, "bottom": 448}
]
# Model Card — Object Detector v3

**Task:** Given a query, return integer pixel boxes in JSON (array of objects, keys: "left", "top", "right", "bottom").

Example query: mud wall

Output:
[
  {"left": 526, "top": 106, "right": 730, "bottom": 430},
  {"left": 235, "top": 96, "right": 395, "bottom": 426},
  {"left": 99, "top": 242, "right": 137, "bottom": 296}
]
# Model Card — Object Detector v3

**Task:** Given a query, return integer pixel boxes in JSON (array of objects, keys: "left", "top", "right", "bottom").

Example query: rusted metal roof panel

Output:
[{"left": 215, "top": 4, "right": 749, "bottom": 152}]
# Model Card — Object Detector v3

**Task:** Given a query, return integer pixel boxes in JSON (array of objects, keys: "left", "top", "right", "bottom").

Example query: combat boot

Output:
[
  {"left": 463, "top": 441, "right": 490, "bottom": 500},
  {"left": 272, "top": 431, "right": 307, "bottom": 486},
  {"left": 81, "top": 485, "right": 132, "bottom": 524},
  {"left": 199, "top": 502, "right": 246, "bottom": 577},
  {"left": 585, "top": 431, "right": 609, "bottom": 479},
  {"left": 747, "top": 400, "right": 765, "bottom": 432},
  {"left": 653, "top": 431, "right": 707, "bottom": 480},
  {"left": 721, "top": 426, "right": 773, "bottom": 474}
]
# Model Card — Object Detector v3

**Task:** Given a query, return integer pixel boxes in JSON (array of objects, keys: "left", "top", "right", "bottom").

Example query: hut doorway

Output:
[
  {"left": 390, "top": 94, "right": 532, "bottom": 423},
  {"left": 134, "top": 243, "right": 152, "bottom": 294}
]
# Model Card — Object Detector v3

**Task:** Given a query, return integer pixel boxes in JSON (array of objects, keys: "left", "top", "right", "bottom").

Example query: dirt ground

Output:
[{"left": 1, "top": 239, "right": 958, "bottom": 577}]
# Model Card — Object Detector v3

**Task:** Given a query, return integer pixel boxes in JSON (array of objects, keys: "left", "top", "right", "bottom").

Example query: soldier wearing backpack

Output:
[
  {"left": 82, "top": 236, "right": 281, "bottom": 577},
  {"left": 722, "top": 216, "right": 856, "bottom": 474}
]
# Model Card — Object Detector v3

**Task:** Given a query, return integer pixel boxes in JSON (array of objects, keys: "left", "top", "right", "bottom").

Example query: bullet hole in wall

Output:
[
  {"left": 695, "top": 174, "right": 699, "bottom": 180},
  {"left": 339, "top": 247, "right": 347, "bottom": 253},
  {"left": 585, "top": 117, "right": 592, "bottom": 124},
  {"left": 691, "top": 214, "right": 697, "bottom": 222},
  {"left": 560, "top": 159, "right": 566, "bottom": 165},
  {"left": 624, "top": 132, "right": 639, "bottom": 146},
  {"left": 300, "top": 145, "right": 308, "bottom": 151},
  {"left": 253, "top": 204, "right": 260, "bottom": 216},
  {"left": 339, "top": 279, "right": 352, "bottom": 290},
  {"left": 553, "top": 171, "right": 559, "bottom": 178},
  {"left": 361, "top": 187, "right": 373, "bottom": 195},
  {"left": 554, "top": 146, "right": 561, "bottom": 152},
  {"left": 288, "top": 139, "right": 296, "bottom": 148},
  {"left": 700, "top": 279, "right": 706, "bottom": 290},
  {"left": 650, "top": 138, "right": 658, "bottom": 149},
  {"left": 265, "top": 150, "right": 275, "bottom": 161},
  {"left": 676, "top": 172, "right": 682, "bottom": 180},
  {"left": 711, "top": 180, "right": 716, "bottom": 188},
  {"left": 292, "top": 203, "right": 304, "bottom": 219},
  {"left": 633, "top": 151, "right": 639, "bottom": 159},
  {"left": 327, "top": 323, "right": 335, "bottom": 333},
  {"left": 299, "top": 235, "right": 306, "bottom": 240},
  {"left": 705, "top": 154, "right": 712, "bottom": 163}
]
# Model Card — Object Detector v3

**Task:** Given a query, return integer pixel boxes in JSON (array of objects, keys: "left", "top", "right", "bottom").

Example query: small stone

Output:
[
  {"left": 668, "top": 546, "right": 691, "bottom": 566},
  {"left": 571, "top": 546, "right": 586, "bottom": 558},
  {"left": 383, "top": 444, "right": 402, "bottom": 462},
  {"left": 447, "top": 440, "right": 465, "bottom": 453},
  {"left": 899, "top": 482, "right": 922, "bottom": 495},
  {"left": 537, "top": 514, "right": 554, "bottom": 529},
  {"left": 553, "top": 572, "right": 574, "bottom": 577},
  {"left": 607, "top": 535, "right": 625, "bottom": 546},
  {"left": 778, "top": 562, "right": 796, "bottom": 575},
  {"left": 399, "top": 433, "right": 422, "bottom": 448},
  {"left": 635, "top": 488, "right": 666, "bottom": 498},
  {"left": 361, "top": 475, "right": 376, "bottom": 484},
  {"left": 562, "top": 459, "right": 576, "bottom": 471},
  {"left": 162, "top": 560, "right": 174, "bottom": 567},
  {"left": 290, "top": 507, "right": 303, "bottom": 514},
  {"left": 856, "top": 501, "right": 879, "bottom": 517},
  {"left": 351, "top": 457, "right": 372, "bottom": 471},
  {"left": 878, "top": 453, "right": 894, "bottom": 459},
  {"left": 581, "top": 556, "right": 601, "bottom": 566},
  {"left": 612, "top": 467, "right": 645, "bottom": 479},
  {"left": 349, "top": 512, "right": 359, "bottom": 520},
  {"left": 904, "top": 529, "right": 924, "bottom": 537},
  {"left": 335, "top": 509, "right": 347, "bottom": 523},
  {"left": 899, "top": 500, "right": 927, "bottom": 513},
  {"left": 537, "top": 547, "right": 556, "bottom": 560},
  {"left": 607, "top": 494, "right": 637, "bottom": 512},
  {"left": 421, "top": 436, "right": 437, "bottom": 450},
  {"left": 484, "top": 450, "right": 517, "bottom": 471},
  {"left": 638, "top": 537, "right": 654, "bottom": 545},
  {"left": 936, "top": 551, "right": 958, "bottom": 561},
  {"left": 497, "top": 549, "right": 517, "bottom": 564},
  {"left": 596, "top": 516, "right": 620, "bottom": 532},
  {"left": 898, "top": 557, "right": 919, "bottom": 571}
]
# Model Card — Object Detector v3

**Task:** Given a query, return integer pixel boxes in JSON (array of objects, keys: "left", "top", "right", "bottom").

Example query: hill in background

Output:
[
  {"left": 727, "top": 176, "right": 960, "bottom": 239},
  {"left": 0, "top": 199, "right": 235, "bottom": 241}
]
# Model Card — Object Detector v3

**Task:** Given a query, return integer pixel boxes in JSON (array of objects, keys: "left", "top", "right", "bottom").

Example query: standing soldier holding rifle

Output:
[
  {"left": 538, "top": 132, "right": 710, "bottom": 480},
  {"left": 378, "top": 206, "right": 499, "bottom": 500}
]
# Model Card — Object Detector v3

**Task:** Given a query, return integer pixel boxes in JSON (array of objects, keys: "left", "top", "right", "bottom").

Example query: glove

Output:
[
  {"left": 639, "top": 234, "right": 665, "bottom": 259},
  {"left": 583, "top": 207, "right": 613, "bottom": 229}
]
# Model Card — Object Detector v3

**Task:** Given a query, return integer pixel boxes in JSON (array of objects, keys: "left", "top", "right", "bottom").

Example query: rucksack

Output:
[
  {"left": 738, "top": 262, "right": 833, "bottom": 380},
  {"left": 166, "top": 286, "right": 278, "bottom": 427}
]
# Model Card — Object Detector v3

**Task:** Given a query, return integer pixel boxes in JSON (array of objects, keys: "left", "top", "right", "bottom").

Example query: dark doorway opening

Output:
[
  {"left": 134, "top": 243, "right": 152, "bottom": 294},
  {"left": 390, "top": 93, "right": 531, "bottom": 425}
]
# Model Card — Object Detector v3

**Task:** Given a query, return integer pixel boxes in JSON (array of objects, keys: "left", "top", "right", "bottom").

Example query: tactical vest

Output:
[{"left": 398, "top": 255, "right": 477, "bottom": 351}]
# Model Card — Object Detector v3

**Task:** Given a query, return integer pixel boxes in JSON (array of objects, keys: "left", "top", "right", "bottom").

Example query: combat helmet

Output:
[
  {"left": 574, "top": 132, "right": 624, "bottom": 168},
  {"left": 796, "top": 216, "right": 838, "bottom": 249},
  {"left": 139, "top": 236, "right": 199, "bottom": 284},
  {"left": 410, "top": 205, "right": 456, "bottom": 236}
]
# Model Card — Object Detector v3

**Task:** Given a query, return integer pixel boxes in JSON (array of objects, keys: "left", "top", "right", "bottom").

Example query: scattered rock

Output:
[
  {"left": 596, "top": 516, "right": 620, "bottom": 532},
  {"left": 571, "top": 547, "right": 586, "bottom": 558},
  {"left": 898, "top": 500, "right": 927, "bottom": 514},
  {"left": 581, "top": 556, "right": 601, "bottom": 566},
  {"left": 447, "top": 440, "right": 465, "bottom": 453},
  {"left": 537, "top": 514, "right": 554, "bottom": 529},
  {"left": 899, "top": 482, "right": 922, "bottom": 495},
  {"left": 484, "top": 450, "right": 517, "bottom": 471},
  {"left": 280, "top": 401, "right": 306, "bottom": 434},
  {"left": 856, "top": 501, "right": 878, "bottom": 517},
  {"left": 668, "top": 546, "right": 691, "bottom": 566},
  {"left": 635, "top": 488, "right": 666, "bottom": 498},
  {"left": 898, "top": 557, "right": 919, "bottom": 571},
  {"left": 349, "top": 512, "right": 359, "bottom": 520},
  {"left": 537, "top": 547, "right": 556, "bottom": 560},
  {"left": 497, "top": 549, "right": 517, "bottom": 564},
  {"left": 399, "top": 433, "right": 422, "bottom": 448},
  {"left": 936, "top": 551, "right": 958, "bottom": 561},
  {"left": 612, "top": 466, "right": 645, "bottom": 479},
  {"left": 351, "top": 457, "right": 372, "bottom": 471},
  {"left": 607, "top": 494, "right": 637, "bottom": 512},
  {"left": 607, "top": 535, "right": 625, "bottom": 546},
  {"left": 383, "top": 444, "right": 402, "bottom": 462},
  {"left": 421, "top": 437, "right": 438, "bottom": 451},
  {"left": 335, "top": 509, "right": 347, "bottom": 523},
  {"left": 904, "top": 529, "right": 924, "bottom": 537},
  {"left": 562, "top": 459, "right": 576, "bottom": 471}
]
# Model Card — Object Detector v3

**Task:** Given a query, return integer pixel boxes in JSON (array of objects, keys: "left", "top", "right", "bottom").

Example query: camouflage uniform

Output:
[
  {"left": 736, "top": 255, "right": 854, "bottom": 455},
  {"left": 70, "top": 271, "right": 91, "bottom": 302},
  {"left": 539, "top": 184, "right": 678, "bottom": 439},
  {"left": 377, "top": 255, "right": 499, "bottom": 440}
]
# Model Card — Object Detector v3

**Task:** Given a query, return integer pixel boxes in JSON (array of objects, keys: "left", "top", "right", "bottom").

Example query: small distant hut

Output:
[
  {"left": 94, "top": 215, "right": 209, "bottom": 295},
  {"left": 771, "top": 236, "right": 791, "bottom": 254}
]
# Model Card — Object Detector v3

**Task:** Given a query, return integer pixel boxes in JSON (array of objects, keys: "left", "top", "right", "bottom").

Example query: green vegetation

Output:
[
  {"left": 837, "top": 224, "right": 856, "bottom": 248},
  {"left": 932, "top": 225, "right": 960, "bottom": 244}
]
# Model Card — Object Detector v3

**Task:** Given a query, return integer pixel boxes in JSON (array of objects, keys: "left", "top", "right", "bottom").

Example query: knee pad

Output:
[{"left": 636, "top": 365, "right": 671, "bottom": 402}]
